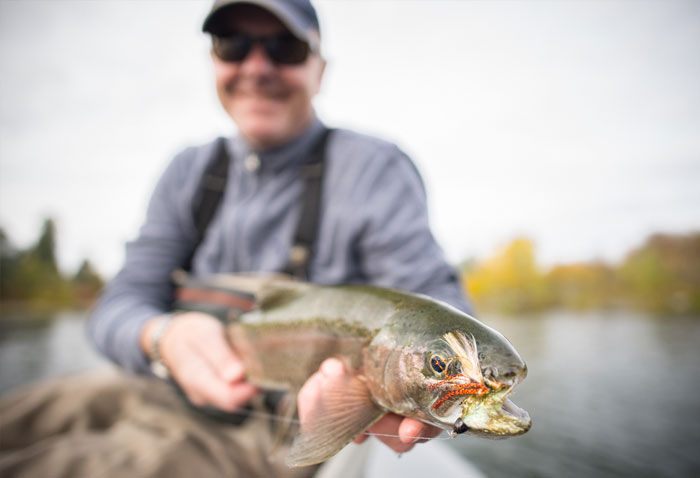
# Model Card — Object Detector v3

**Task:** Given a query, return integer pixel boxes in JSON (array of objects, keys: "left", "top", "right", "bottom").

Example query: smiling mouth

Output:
[{"left": 229, "top": 79, "right": 289, "bottom": 98}]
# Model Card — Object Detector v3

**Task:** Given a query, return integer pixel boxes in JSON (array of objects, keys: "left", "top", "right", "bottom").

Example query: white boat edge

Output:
[{"left": 315, "top": 436, "right": 487, "bottom": 478}]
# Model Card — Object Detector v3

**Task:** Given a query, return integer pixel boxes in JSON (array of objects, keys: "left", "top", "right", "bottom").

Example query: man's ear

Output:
[{"left": 313, "top": 57, "right": 327, "bottom": 95}]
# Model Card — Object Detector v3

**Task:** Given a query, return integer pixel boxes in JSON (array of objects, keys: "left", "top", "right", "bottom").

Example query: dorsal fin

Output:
[
  {"left": 206, "top": 272, "right": 290, "bottom": 293},
  {"left": 207, "top": 273, "right": 311, "bottom": 307},
  {"left": 173, "top": 270, "right": 311, "bottom": 306}
]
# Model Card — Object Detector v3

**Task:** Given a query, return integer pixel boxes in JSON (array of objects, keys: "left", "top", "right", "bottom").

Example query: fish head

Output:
[{"left": 368, "top": 304, "right": 531, "bottom": 439}]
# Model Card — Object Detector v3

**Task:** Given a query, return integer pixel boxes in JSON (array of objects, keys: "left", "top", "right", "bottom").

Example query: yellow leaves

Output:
[
  {"left": 461, "top": 233, "right": 700, "bottom": 316},
  {"left": 462, "top": 238, "right": 549, "bottom": 314}
]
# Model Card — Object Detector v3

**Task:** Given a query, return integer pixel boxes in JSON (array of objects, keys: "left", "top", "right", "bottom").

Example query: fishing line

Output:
[
  {"left": 360, "top": 431, "right": 453, "bottom": 441},
  {"left": 229, "top": 405, "right": 454, "bottom": 441}
]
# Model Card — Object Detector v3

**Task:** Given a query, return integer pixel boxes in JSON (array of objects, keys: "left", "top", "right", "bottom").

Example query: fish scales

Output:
[
  {"left": 204, "top": 275, "right": 531, "bottom": 467},
  {"left": 230, "top": 284, "right": 441, "bottom": 388}
]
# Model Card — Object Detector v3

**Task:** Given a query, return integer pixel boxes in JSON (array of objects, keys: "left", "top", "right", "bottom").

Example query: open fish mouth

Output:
[
  {"left": 453, "top": 398, "right": 531, "bottom": 437},
  {"left": 501, "top": 398, "right": 529, "bottom": 421},
  {"left": 500, "top": 398, "right": 531, "bottom": 432},
  {"left": 453, "top": 383, "right": 531, "bottom": 438}
]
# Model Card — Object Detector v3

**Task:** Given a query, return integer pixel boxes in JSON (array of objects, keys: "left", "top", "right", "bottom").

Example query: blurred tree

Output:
[
  {"left": 464, "top": 238, "right": 550, "bottom": 313},
  {"left": 547, "top": 262, "right": 619, "bottom": 310},
  {"left": 0, "top": 219, "right": 103, "bottom": 314},
  {"left": 619, "top": 233, "right": 700, "bottom": 314},
  {"left": 72, "top": 259, "right": 104, "bottom": 304},
  {"left": 28, "top": 218, "right": 59, "bottom": 274},
  {"left": 0, "top": 227, "right": 20, "bottom": 300},
  {"left": 461, "top": 232, "right": 700, "bottom": 315}
]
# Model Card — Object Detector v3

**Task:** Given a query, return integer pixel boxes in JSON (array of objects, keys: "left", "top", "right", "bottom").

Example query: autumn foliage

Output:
[
  {"left": 462, "top": 233, "right": 700, "bottom": 315},
  {"left": 0, "top": 219, "right": 103, "bottom": 315}
]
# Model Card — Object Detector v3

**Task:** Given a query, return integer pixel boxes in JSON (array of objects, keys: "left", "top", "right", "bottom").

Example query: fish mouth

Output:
[
  {"left": 500, "top": 398, "right": 531, "bottom": 429},
  {"left": 453, "top": 398, "right": 530, "bottom": 437},
  {"left": 455, "top": 386, "right": 531, "bottom": 438}
]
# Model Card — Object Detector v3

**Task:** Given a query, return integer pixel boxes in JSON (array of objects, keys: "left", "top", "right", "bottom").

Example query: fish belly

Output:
[{"left": 228, "top": 319, "right": 373, "bottom": 391}]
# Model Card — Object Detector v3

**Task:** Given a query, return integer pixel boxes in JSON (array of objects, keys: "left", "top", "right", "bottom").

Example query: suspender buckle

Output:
[{"left": 288, "top": 244, "right": 310, "bottom": 266}]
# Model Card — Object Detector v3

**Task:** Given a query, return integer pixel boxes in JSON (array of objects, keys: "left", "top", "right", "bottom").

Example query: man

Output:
[{"left": 84, "top": 0, "right": 471, "bottom": 475}]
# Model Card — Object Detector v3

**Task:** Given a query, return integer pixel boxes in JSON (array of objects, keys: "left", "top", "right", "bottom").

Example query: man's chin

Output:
[
  {"left": 239, "top": 123, "right": 290, "bottom": 150},
  {"left": 231, "top": 104, "right": 309, "bottom": 149}
]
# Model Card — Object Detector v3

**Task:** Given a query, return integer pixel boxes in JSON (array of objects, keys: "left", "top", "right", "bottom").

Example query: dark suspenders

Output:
[
  {"left": 183, "top": 137, "right": 231, "bottom": 272},
  {"left": 281, "top": 127, "right": 332, "bottom": 280},
  {"left": 174, "top": 131, "right": 333, "bottom": 422},
  {"left": 185, "top": 129, "right": 333, "bottom": 279}
]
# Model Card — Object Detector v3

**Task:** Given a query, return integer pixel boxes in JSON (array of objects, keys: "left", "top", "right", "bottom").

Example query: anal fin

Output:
[{"left": 285, "top": 373, "right": 385, "bottom": 468}]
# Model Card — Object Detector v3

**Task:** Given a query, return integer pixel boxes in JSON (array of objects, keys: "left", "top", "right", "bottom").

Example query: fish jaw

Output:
[
  {"left": 453, "top": 387, "right": 531, "bottom": 438},
  {"left": 362, "top": 305, "right": 532, "bottom": 439}
]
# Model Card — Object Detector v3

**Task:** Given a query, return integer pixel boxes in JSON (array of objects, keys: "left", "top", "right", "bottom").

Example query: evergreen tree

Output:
[
  {"left": 0, "top": 227, "right": 19, "bottom": 299},
  {"left": 30, "top": 218, "right": 59, "bottom": 273},
  {"left": 72, "top": 259, "right": 104, "bottom": 303}
]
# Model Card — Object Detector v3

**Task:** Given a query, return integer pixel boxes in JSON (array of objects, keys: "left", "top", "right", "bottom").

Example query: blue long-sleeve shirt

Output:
[{"left": 88, "top": 118, "right": 472, "bottom": 374}]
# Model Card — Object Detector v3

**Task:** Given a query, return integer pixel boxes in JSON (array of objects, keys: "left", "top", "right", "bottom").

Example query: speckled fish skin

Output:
[{"left": 224, "top": 277, "right": 531, "bottom": 466}]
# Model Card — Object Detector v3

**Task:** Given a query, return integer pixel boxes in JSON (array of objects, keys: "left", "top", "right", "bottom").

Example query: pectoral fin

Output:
[
  {"left": 270, "top": 392, "right": 297, "bottom": 454},
  {"left": 285, "top": 373, "right": 385, "bottom": 468}
]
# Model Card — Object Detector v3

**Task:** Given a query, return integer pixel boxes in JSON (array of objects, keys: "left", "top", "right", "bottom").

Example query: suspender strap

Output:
[
  {"left": 186, "top": 129, "right": 333, "bottom": 277},
  {"left": 184, "top": 137, "right": 231, "bottom": 272},
  {"left": 283, "top": 128, "right": 333, "bottom": 280}
]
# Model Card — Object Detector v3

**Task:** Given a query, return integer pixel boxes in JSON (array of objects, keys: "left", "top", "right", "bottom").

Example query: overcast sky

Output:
[{"left": 1, "top": 0, "right": 699, "bottom": 277}]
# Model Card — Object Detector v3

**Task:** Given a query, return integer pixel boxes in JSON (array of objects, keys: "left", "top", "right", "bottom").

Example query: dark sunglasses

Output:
[{"left": 212, "top": 31, "right": 312, "bottom": 65}]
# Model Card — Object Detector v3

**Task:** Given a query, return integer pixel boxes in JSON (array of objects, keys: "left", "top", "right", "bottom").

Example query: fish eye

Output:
[
  {"left": 478, "top": 352, "right": 486, "bottom": 360},
  {"left": 430, "top": 354, "right": 446, "bottom": 374}
]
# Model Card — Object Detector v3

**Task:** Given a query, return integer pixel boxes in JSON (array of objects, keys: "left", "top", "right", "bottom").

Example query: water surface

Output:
[
  {"left": 452, "top": 311, "right": 700, "bottom": 478},
  {"left": 0, "top": 311, "right": 109, "bottom": 395},
  {"left": 1, "top": 311, "right": 698, "bottom": 477}
]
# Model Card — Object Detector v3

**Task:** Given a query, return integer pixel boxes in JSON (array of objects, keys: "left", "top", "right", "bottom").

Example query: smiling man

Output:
[
  {"left": 208, "top": 3, "right": 325, "bottom": 150},
  {"left": 94, "top": 0, "right": 471, "bottom": 475},
  {"left": 0, "top": 1, "right": 471, "bottom": 477}
]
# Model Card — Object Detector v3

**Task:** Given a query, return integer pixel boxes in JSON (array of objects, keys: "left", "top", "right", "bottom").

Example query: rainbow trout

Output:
[{"left": 192, "top": 274, "right": 531, "bottom": 467}]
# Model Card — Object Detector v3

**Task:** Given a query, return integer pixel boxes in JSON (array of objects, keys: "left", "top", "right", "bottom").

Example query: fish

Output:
[{"left": 177, "top": 273, "right": 531, "bottom": 467}]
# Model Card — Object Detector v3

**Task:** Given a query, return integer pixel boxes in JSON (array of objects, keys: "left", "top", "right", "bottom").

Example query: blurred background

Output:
[{"left": 1, "top": 1, "right": 699, "bottom": 477}]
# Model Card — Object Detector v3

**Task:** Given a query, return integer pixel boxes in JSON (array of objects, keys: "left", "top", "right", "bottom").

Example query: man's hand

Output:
[
  {"left": 298, "top": 358, "right": 443, "bottom": 455},
  {"left": 141, "top": 312, "right": 259, "bottom": 411}
]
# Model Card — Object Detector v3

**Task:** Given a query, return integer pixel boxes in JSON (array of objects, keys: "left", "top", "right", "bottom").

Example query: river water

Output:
[{"left": 1, "top": 310, "right": 699, "bottom": 477}]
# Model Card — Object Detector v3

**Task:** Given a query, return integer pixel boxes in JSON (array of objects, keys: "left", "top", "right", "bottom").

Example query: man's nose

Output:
[{"left": 240, "top": 44, "right": 275, "bottom": 75}]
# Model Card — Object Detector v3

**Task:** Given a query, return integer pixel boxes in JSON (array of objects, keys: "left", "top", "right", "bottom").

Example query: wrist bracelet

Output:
[{"left": 149, "top": 314, "right": 175, "bottom": 379}]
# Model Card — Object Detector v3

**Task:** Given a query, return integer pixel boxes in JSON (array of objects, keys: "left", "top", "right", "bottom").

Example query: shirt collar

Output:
[{"left": 229, "top": 117, "right": 326, "bottom": 174}]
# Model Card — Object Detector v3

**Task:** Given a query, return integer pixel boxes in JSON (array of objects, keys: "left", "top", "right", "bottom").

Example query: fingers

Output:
[
  {"left": 319, "top": 357, "right": 346, "bottom": 376},
  {"left": 298, "top": 358, "right": 346, "bottom": 424},
  {"left": 353, "top": 434, "right": 369, "bottom": 444},
  {"left": 178, "top": 351, "right": 258, "bottom": 410},
  {"left": 190, "top": 317, "right": 245, "bottom": 383},
  {"left": 363, "top": 413, "right": 415, "bottom": 453},
  {"left": 398, "top": 418, "right": 443, "bottom": 444},
  {"left": 359, "top": 415, "right": 444, "bottom": 453},
  {"left": 304, "top": 358, "right": 445, "bottom": 454},
  {"left": 158, "top": 312, "right": 259, "bottom": 411}
]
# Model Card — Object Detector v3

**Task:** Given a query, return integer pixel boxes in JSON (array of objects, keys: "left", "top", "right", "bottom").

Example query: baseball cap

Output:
[{"left": 202, "top": 0, "right": 321, "bottom": 51}]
